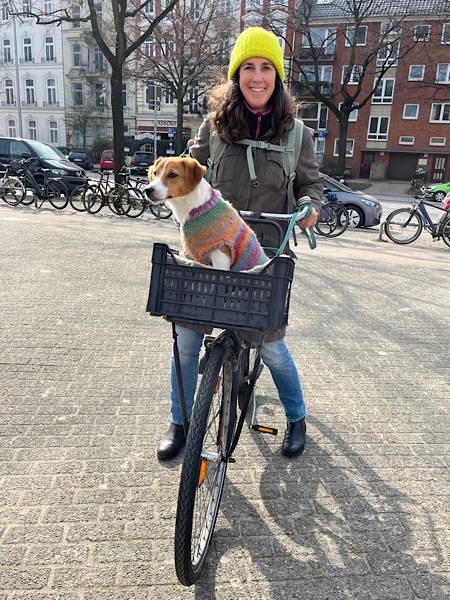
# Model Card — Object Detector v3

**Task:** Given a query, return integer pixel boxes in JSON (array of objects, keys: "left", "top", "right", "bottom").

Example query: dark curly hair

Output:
[{"left": 207, "top": 74, "right": 297, "bottom": 144}]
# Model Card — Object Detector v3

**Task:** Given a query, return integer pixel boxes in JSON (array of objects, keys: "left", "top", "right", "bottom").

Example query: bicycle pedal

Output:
[{"left": 251, "top": 424, "right": 278, "bottom": 436}]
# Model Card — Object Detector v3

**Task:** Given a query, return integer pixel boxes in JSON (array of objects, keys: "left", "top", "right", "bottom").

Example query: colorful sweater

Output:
[{"left": 180, "top": 189, "right": 268, "bottom": 271}]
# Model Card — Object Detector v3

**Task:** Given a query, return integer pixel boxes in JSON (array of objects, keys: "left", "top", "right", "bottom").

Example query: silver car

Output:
[{"left": 321, "top": 173, "right": 383, "bottom": 228}]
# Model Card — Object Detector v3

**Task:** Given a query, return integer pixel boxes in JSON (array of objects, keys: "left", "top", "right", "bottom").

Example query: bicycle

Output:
[
  {"left": 0, "top": 162, "right": 26, "bottom": 206},
  {"left": 83, "top": 167, "right": 145, "bottom": 217},
  {"left": 6, "top": 156, "right": 69, "bottom": 209},
  {"left": 133, "top": 176, "right": 173, "bottom": 219},
  {"left": 146, "top": 203, "right": 315, "bottom": 586},
  {"left": 314, "top": 191, "right": 350, "bottom": 238},
  {"left": 384, "top": 191, "right": 450, "bottom": 247}
]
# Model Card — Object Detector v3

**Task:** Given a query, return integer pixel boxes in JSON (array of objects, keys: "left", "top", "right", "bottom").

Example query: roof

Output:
[{"left": 300, "top": 0, "right": 449, "bottom": 21}]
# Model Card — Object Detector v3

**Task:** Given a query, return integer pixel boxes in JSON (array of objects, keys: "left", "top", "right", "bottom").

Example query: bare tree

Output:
[
  {"left": 133, "top": 0, "right": 235, "bottom": 154},
  {"left": 13, "top": 0, "right": 179, "bottom": 178},
  {"left": 65, "top": 101, "right": 98, "bottom": 149},
  {"left": 270, "top": 0, "right": 450, "bottom": 174}
]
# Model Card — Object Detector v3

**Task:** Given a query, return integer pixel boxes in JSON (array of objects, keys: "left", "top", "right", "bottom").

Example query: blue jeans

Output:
[{"left": 170, "top": 324, "right": 306, "bottom": 425}]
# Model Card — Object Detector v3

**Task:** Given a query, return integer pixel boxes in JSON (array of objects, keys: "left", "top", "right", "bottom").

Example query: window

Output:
[
  {"left": 94, "top": 47, "right": 104, "bottom": 71},
  {"left": 142, "top": 0, "right": 154, "bottom": 13},
  {"left": 73, "top": 82, "right": 83, "bottom": 105},
  {"left": 28, "top": 120, "right": 37, "bottom": 140},
  {"left": 25, "top": 79, "right": 35, "bottom": 104},
  {"left": 143, "top": 39, "right": 155, "bottom": 58},
  {"left": 122, "top": 83, "right": 127, "bottom": 107},
  {"left": 146, "top": 83, "right": 161, "bottom": 109},
  {"left": 399, "top": 136, "right": 414, "bottom": 145},
  {"left": 378, "top": 23, "right": 400, "bottom": 66},
  {"left": 46, "top": 79, "right": 57, "bottom": 105},
  {"left": 368, "top": 116, "right": 389, "bottom": 140},
  {"left": 161, "top": 40, "right": 175, "bottom": 57},
  {"left": 414, "top": 25, "right": 430, "bottom": 41},
  {"left": 22, "top": 0, "right": 32, "bottom": 15},
  {"left": 8, "top": 119, "right": 16, "bottom": 137},
  {"left": 246, "top": 0, "right": 263, "bottom": 9},
  {"left": 436, "top": 64, "right": 450, "bottom": 84},
  {"left": 190, "top": 0, "right": 200, "bottom": 18},
  {"left": 5, "top": 79, "right": 14, "bottom": 104},
  {"left": 72, "top": 44, "right": 82, "bottom": 67},
  {"left": 403, "top": 104, "right": 419, "bottom": 119},
  {"left": 23, "top": 37, "right": 33, "bottom": 62},
  {"left": 44, "top": 0, "right": 52, "bottom": 13},
  {"left": 372, "top": 78, "right": 394, "bottom": 103},
  {"left": 333, "top": 139, "right": 354, "bottom": 157},
  {"left": 45, "top": 36, "right": 54, "bottom": 61},
  {"left": 338, "top": 103, "right": 358, "bottom": 121},
  {"left": 49, "top": 121, "right": 58, "bottom": 144},
  {"left": 302, "top": 65, "right": 333, "bottom": 93},
  {"left": 346, "top": 26, "right": 367, "bottom": 46},
  {"left": 1, "top": 4, "right": 9, "bottom": 19},
  {"left": 164, "top": 86, "right": 174, "bottom": 105},
  {"left": 342, "top": 65, "right": 363, "bottom": 84},
  {"left": 189, "top": 85, "right": 199, "bottom": 113},
  {"left": 442, "top": 23, "right": 450, "bottom": 44},
  {"left": 72, "top": 5, "right": 80, "bottom": 27},
  {"left": 408, "top": 65, "right": 425, "bottom": 81},
  {"left": 303, "top": 27, "right": 336, "bottom": 54},
  {"left": 3, "top": 40, "right": 12, "bottom": 63},
  {"left": 430, "top": 103, "right": 450, "bottom": 122},
  {"left": 95, "top": 83, "right": 105, "bottom": 106},
  {"left": 95, "top": 124, "right": 106, "bottom": 139},
  {"left": 430, "top": 137, "right": 446, "bottom": 146},
  {"left": 95, "top": 2, "right": 102, "bottom": 23}
]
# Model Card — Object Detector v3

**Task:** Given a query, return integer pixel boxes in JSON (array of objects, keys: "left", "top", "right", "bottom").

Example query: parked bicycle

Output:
[
  {"left": 133, "top": 176, "right": 173, "bottom": 219},
  {"left": 6, "top": 156, "right": 69, "bottom": 209},
  {"left": 0, "top": 162, "right": 26, "bottom": 206},
  {"left": 82, "top": 167, "right": 145, "bottom": 217},
  {"left": 384, "top": 191, "right": 450, "bottom": 247},
  {"left": 147, "top": 204, "right": 315, "bottom": 586},
  {"left": 314, "top": 190, "right": 350, "bottom": 238}
]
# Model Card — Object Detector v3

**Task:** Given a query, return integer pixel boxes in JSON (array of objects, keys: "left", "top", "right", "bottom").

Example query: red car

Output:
[{"left": 100, "top": 149, "right": 114, "bottom": 171}]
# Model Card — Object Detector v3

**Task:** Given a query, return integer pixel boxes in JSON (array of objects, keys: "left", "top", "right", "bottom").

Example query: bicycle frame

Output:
[{"left": 411, "top": 197, "right": 448, "bottom": 236}]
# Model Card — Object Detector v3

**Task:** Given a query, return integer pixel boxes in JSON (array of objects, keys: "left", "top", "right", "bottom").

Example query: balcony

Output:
[
  {"left": 41, "top": 57, "right": 57, "bottom": 63},
  {"left": 43, "top": 101, "right": 60, "bottom": 107},
  {"left": 1, "top": 100, "right": 16, "bottom": 106},
  {"left": 21, "top": 101, "right": 37, "bottom": 106},
  {"left": 294, "top": 81, "right": 333, "bottom": 98},
  {"left": 19, "top": 58, "right": 34, "bottom": 63},
  {"left": 297, "top": 48, "right": 336, "bottom": 62}
]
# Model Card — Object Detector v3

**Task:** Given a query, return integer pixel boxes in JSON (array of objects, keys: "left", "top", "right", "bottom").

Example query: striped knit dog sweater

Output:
[{"left": 180, "top": 189, "right": 268, "bottom": 271}]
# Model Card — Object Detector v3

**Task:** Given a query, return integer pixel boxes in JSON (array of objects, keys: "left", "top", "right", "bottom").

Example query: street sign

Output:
[{"left": 168, "top": 127, "right": 174, "bottom": 137}]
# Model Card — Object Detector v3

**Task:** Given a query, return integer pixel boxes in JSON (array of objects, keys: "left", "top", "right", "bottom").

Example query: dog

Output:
[{"left": 145, "top": 156, "right": 268, "bottom": 272}]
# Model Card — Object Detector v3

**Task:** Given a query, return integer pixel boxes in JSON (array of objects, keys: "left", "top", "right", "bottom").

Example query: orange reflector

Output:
[
  {"left": 214, "top": 376, "right": 222, "bottom": 393},
  {"left": 198, "top": 458, "right": 207, "bottom": 487}
]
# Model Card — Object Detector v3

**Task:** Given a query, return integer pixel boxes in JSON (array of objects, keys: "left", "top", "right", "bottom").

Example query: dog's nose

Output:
[{"left": 144, "top": 185, "right": 153, "bottom": 198}]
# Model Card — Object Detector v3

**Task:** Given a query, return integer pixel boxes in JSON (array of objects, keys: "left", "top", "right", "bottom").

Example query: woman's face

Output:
[{"left": 238, "top": 57, "right": 276, "bottom": 112}]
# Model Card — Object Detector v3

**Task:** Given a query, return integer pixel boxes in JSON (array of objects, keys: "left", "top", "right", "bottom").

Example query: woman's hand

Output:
[{"left": 297, "top": 207, "right": 319, "bottom": 229}]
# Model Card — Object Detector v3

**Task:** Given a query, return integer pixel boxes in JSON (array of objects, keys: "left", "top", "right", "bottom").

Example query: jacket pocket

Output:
[{"left": 258, "top": 150, "right": 286, "bottom": 192}]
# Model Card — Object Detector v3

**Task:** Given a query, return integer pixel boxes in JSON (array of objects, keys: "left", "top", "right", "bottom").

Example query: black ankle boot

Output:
[
  {"left": 281, "top": 418, "right": 306, "bottom": 457},
  {"left": 157, "top": 423, "right": 186, "bottom": 460}
]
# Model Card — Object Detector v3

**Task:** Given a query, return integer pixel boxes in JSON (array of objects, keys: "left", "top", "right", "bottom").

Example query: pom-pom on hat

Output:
[{"left": 228, "top": 27, "right": 285, "bottom": 81}]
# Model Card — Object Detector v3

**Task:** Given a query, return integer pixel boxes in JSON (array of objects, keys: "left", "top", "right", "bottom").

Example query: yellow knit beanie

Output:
[{"left": 228, "top": 27, "right": 285, "bottom": 81}]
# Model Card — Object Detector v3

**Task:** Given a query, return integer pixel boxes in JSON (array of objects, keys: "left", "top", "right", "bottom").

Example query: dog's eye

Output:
[{"left": 168, "top": 172, "right": 178, "bottom": 179}]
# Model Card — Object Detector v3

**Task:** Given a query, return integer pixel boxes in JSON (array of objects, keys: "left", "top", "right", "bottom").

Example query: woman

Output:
[{"left": 157, "top": 27, "right": 323, "bottom": 461}]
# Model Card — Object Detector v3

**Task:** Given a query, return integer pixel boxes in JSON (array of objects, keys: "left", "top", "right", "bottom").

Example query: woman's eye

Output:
[{"left": 168, "top": 172, "right": 178, "bottom": 179}]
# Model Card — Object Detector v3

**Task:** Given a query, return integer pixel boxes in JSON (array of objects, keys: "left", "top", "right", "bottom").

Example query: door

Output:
[
  {"left": 431, "top": 155, "right": 447, "bottom": 182},
  {"left": 360, "top": 152, "right": 373, "bottom": 178}
]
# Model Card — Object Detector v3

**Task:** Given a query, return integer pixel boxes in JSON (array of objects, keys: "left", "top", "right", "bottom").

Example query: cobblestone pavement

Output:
[{"left": 0, "top": 203, "right": 449, "bottom": 600}]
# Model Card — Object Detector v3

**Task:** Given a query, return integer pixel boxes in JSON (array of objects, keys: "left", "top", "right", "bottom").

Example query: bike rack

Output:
[{"left": 378, "top": 220, "right": 387, "bottom": 241}]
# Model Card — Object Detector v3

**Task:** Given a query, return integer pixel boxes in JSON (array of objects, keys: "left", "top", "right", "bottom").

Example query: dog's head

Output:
[{"left": 144, "top": 157, "right": 207, "bottom": 203}]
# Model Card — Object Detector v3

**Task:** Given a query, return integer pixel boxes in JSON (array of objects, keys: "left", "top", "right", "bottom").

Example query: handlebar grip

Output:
[{"left": 295, "top": 202, "right": 317, "bottom": 250}]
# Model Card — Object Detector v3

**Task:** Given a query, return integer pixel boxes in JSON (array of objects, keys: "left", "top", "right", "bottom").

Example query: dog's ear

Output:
[
  {"left": 148, "top": 157, "right": 163, "bottom": 179},
  {"left": 185, "top": 158, "right": 207, "bottom": 186}
]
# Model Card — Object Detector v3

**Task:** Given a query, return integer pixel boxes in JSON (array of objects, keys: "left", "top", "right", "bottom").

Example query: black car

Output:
[
  {"left": 131, "top": 151, "right": 154, "bottom": 174},
  {"left": 68, "top": 150, "right": 93, "bottom": 171},
  {"left": 0, "top": 137, "right": 87, "bottom": 192}
]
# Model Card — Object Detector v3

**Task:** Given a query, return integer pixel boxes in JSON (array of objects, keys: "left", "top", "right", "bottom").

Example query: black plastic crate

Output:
[{"left": 146, "top": 243, "right": 295, "bottom": 332}]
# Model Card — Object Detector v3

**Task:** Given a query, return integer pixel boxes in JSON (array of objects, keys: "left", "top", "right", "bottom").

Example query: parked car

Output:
[
  {"left": 68, "top": 150, "right": 93, "bottom": 171},
  {"left": 100, "top": 149, "right": 114, "bottom": 171},
  {"left": 320, "top": 173, "right": 383, "bottom": 228},
  {"left": 130, "top": 151, "right": 154, "bottom": 174},
  {"left": 423, "top": 181, "right": 450, "bottom": 203},
  {"left": 0, "top": 136, "right": 87, "bottom": 192}
]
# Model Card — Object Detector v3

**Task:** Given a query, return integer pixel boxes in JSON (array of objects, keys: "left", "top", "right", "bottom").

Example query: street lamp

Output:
[{"left": 9, "top": 0, "right": 23, "bottom": 136}]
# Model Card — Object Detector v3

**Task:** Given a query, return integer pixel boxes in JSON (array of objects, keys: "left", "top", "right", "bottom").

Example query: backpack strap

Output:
[{"left": 205, "top": 135, "right": 227, "bottom": 183}]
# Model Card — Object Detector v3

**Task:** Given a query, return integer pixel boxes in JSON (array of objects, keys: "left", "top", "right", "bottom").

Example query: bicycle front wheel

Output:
[
  {"left": 442, "top": 215, "right": 450, "bottom": 248},
  {"left": 84, "top": 186, "right": 104, "bottom": 214},
  {"left": 69, "top": 185, "right": 87, "bottom": 212},
  {"left": 315, "top": 203, "right": 349, "bottom": 237},
  {"left": 385, "top": 208, "right": 423, "bottom": 244},
  {"left": 2, "top": 176, "right": 25, "bottom": 205},
  {"left": 120, "top": 187, "right": 146, "bottom": 218},
  {"left": 47, "top": 180, "right": 69, "bottom": 209},
  {"left": 148, "top": 202, "right": 173, "bottom": 219},
  {"left": 175, "top": 343, "right": 236, "bottom": 586}
]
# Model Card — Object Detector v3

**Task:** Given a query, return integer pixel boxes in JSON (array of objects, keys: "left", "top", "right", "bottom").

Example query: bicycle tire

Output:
[
  {"left": 107, "top": 189, "right": 125, "bottom": 215},
  {"left": 148, "top": 202, "right": 173, "bottom": 219},
  {"left": 84, "top": 186, "right": 104, "bottom": 214},
  {"left": 2, "top": 176, "right": 25, "bottom": 205},
  {"left": 175, "top": 342, "right": 236, "bottom": 586},
  {"left": 442, "top": 215, "right": 450, "bottom": 248},
  {"left": 315, "top": 203, "right": 349, "bottom": 237},
  {"left": 120, "top": 186, "right": 146, "bottom": 218},
  {"left": 47, "top": 180, "right": 69, "bottom": 210},
  {"left": 385, "top": 208, "right": 423, "bottom": 244},
  {"left": 69, "top": 185, "right": 88, "bottom": 212}
]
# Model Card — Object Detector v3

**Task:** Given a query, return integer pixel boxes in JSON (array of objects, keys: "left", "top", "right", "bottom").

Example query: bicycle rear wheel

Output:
[
  {"left": 385, "top": 208, "right": 423, "bottom": 244},
  {"left": 442, "top": 215, "right": 450, "bottom": 248},
  {"left": 120, "top": 186, "right": 146, "bottom": 218},
  {"left": 175, "top": 343, "right": 236, "bottom": 586},
  {"left": 69, "top": 185, "right": 87, "bottom": 212},
  {"left": 148, "top": 202, "right": 173, "bottom": 219},
  {"left": 2, "top": 176, "right": 25, "bottom": 205},
  {"left": 47, "top": 180, "right": 69, "bottom": 209},
  {"left": 84, "top": 186, "right": 104, "bottom": 214},
  {"left": 315, "top": 203, "right": 349, "bottom": 237}
]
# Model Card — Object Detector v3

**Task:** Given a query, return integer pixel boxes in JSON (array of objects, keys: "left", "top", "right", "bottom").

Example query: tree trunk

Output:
[
  {"left": 110, "top": 67, "right": 125, "bottom": 182},
  {"left": 176, "top": 95, "right": 185, "bottom": 155},
  {"left": 337, "top": 117, "right": 349, "bottom": 175}
]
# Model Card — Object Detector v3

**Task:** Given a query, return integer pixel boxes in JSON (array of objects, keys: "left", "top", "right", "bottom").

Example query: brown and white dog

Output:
[{"left": 145, "top": 157, "right": 268, "bottom": 272}]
